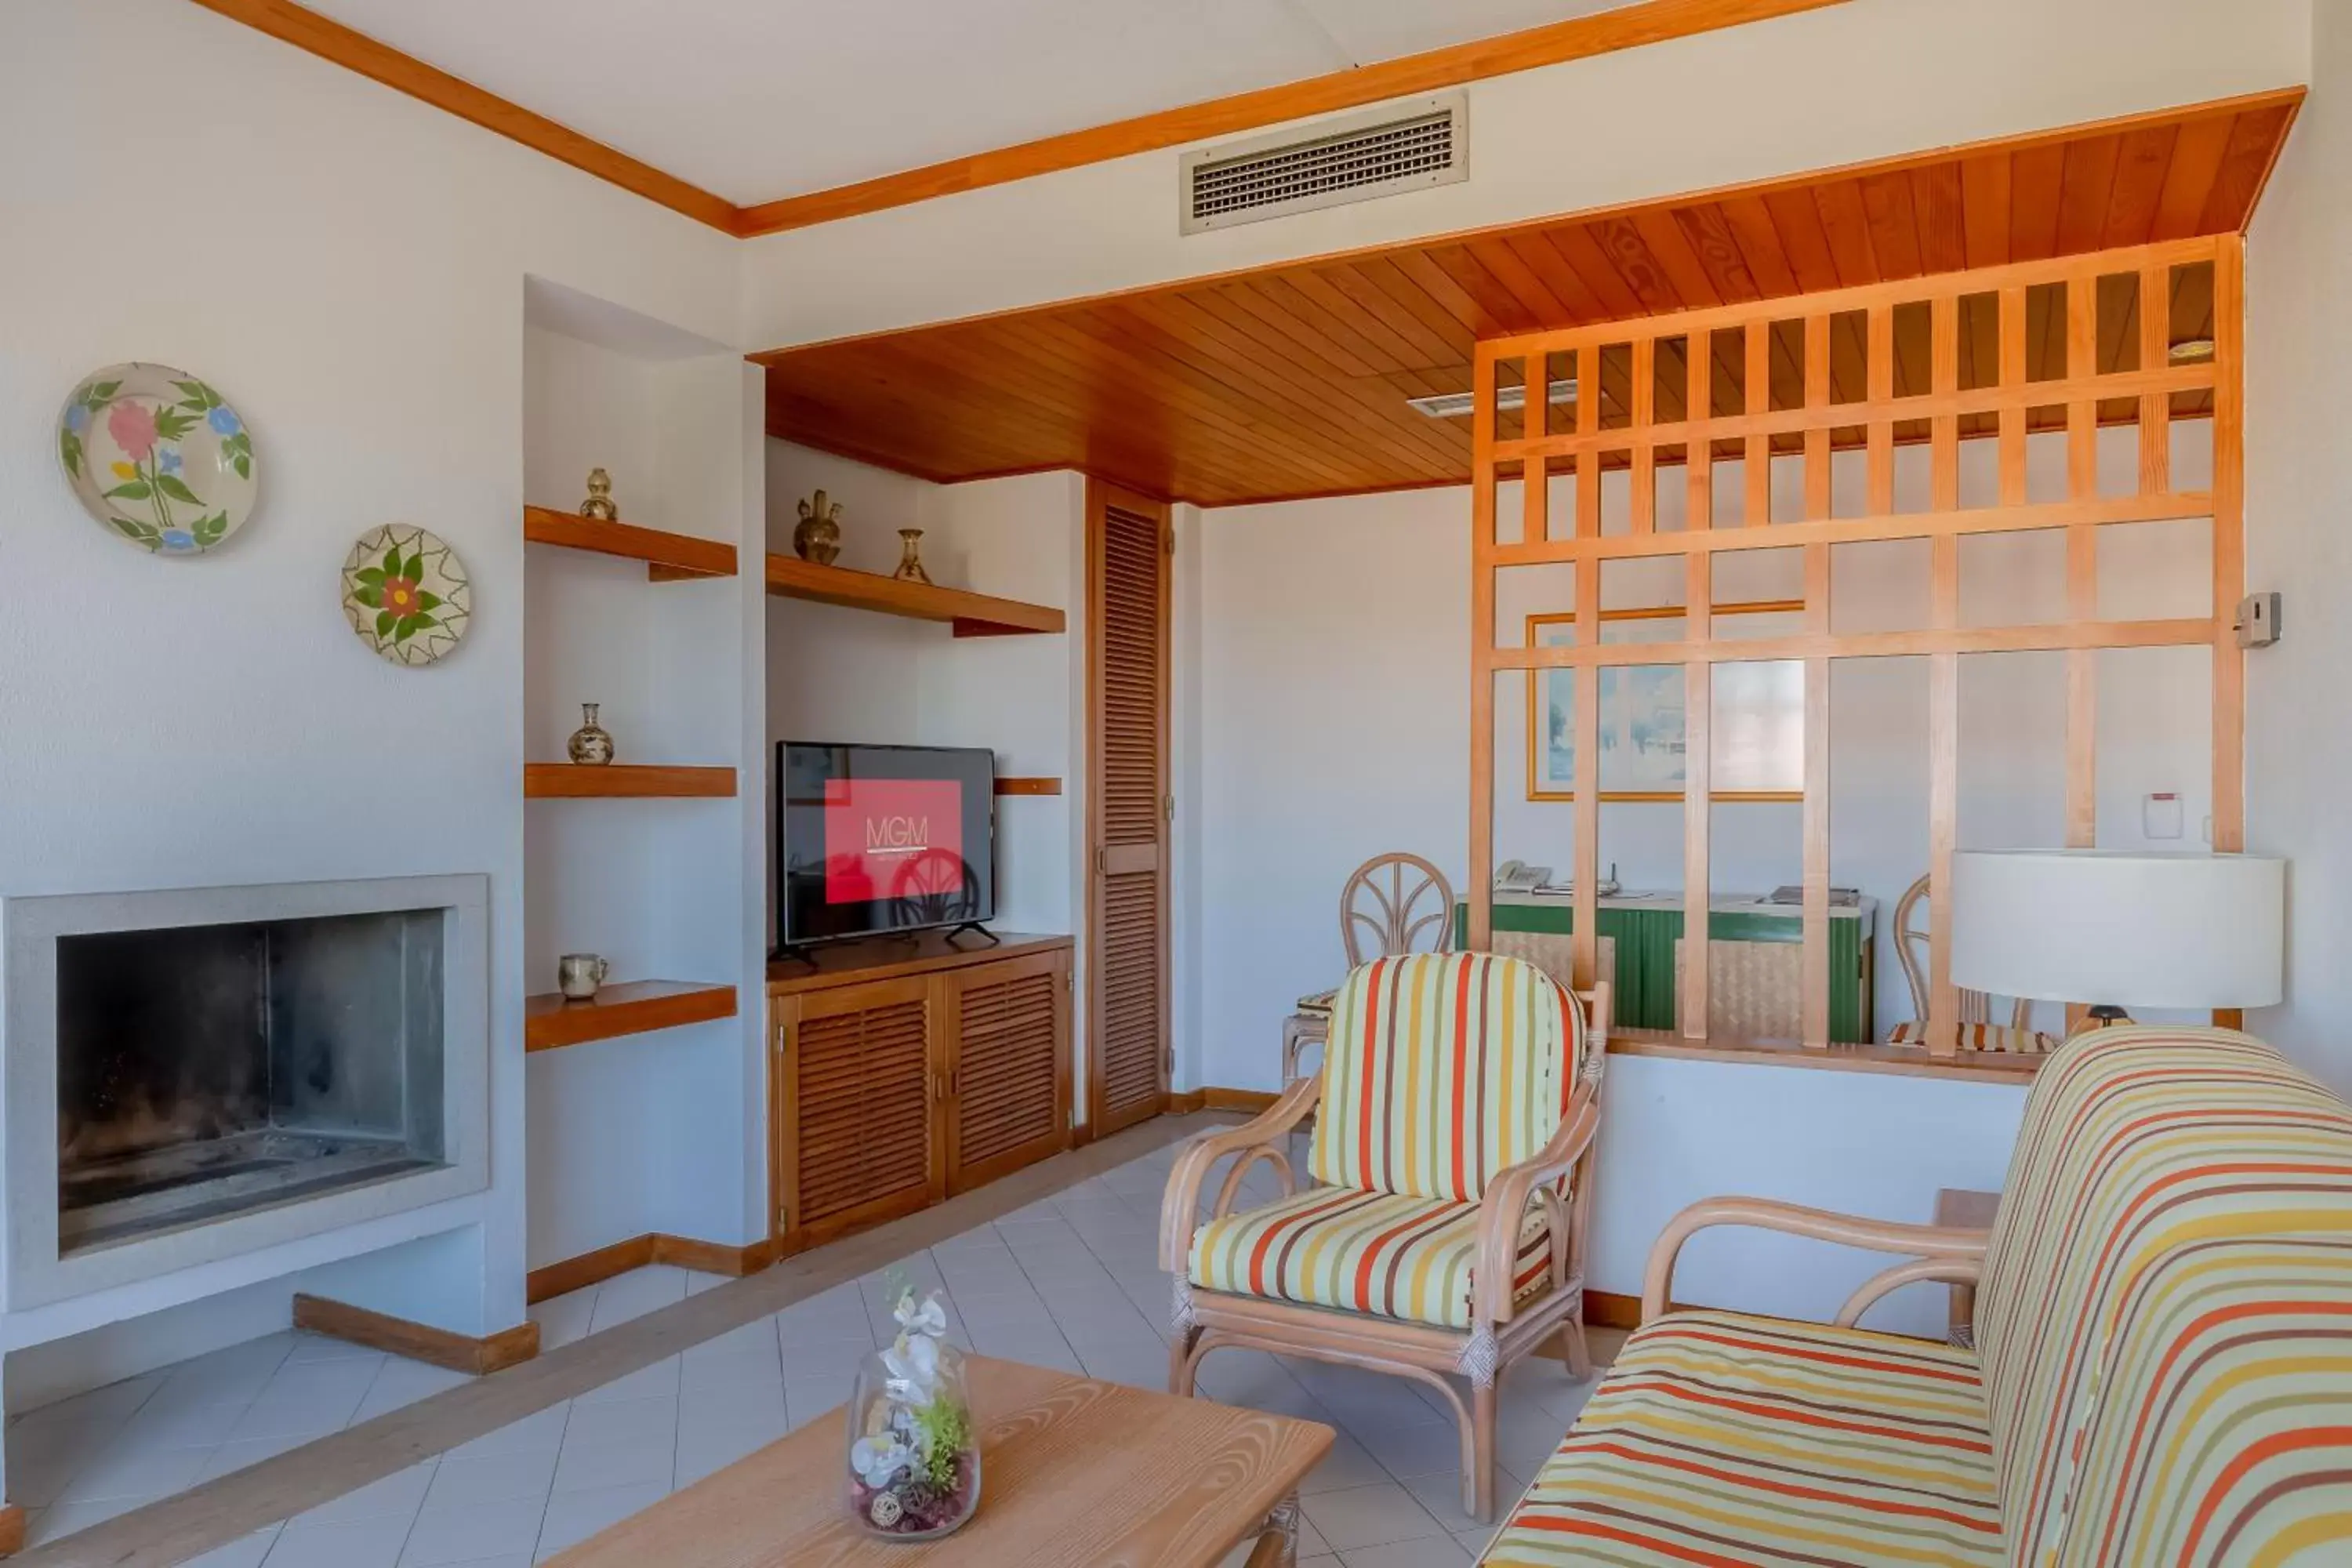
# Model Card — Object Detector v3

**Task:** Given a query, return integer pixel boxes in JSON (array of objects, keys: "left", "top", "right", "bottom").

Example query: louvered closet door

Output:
[
  {"left": 1088, "top": 482, "right": 1171, "bottom": 1136},
  {"left": 944, "top": 949, "right": 1071, "bottom": 1193},
  {"left": 777, "top": 975, "right": 942, "bottom": 1246}
]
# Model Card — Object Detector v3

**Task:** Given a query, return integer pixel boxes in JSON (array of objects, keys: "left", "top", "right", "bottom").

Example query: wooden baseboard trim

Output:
[
  {"left": 1582, "top": 1288, "right": 1645, "bottom": 1330},
  {"left": 525, "top": 1232, "right": 776, "bottom": 1305},
  {"left": 525, "top": 1235, "right": 655, "bottom": 1305},
  {"left": 648, "top": 1233, "right": 779, "bottom": 1277},
  {"left": 292, "top": 1294, "right": 540, "bottom": 1376},
  {"left": 1164, "top": 1086, "right": 1284, "bottom": 1117}
]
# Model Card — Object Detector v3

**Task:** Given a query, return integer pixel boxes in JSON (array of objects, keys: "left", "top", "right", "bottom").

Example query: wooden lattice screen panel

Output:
[{"left": 1468, "top": 235, "right": 2243, "bottom": 1054}]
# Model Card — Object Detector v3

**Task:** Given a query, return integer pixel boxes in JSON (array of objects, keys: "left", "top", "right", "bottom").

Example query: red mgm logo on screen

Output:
[{"left": 822, "top": 778, "right": 964, "bottom": 905}]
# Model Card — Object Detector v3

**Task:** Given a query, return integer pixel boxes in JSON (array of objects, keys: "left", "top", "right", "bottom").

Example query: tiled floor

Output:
[
  {"left": 31, "top": 1138, "right": 1610, "bottom": 1567},
  {"left": 8, "top": 1330, "right": 474, "bottom": 1551}
]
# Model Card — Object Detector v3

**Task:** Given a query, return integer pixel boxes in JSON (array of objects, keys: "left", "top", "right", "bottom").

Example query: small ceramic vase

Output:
[
  {"left": 794, "top": 490, "right": 844, "bottom": 565},
  {"left": 557, "top": 954, "right": 608, "bottom": 1000},
  {"left": 568, "top": 703, "right": 615, "bottom": 765},
  {"left": 892, "top": 528, "right": 932, "bottom": 585},
  {"left": 579, "top": 468, "right": 618, "bottom": 521},
  {"left": 846, "top": 1290, "right": 979, "bottom": 1539}
]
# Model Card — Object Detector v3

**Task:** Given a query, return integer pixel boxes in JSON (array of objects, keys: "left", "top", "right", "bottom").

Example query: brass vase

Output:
[
  {"left": 892, "top": 528, "right": 931, "bottom": 585},
  {"left": 794, "top": 489, "right": 843, "bottom": 564},
  {"left": 568, "top": 702, "right": 615, "bottom": 765}
]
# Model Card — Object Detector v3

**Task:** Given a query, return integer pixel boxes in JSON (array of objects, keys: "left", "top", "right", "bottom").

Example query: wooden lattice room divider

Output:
[{"left": 1468, "top": 235, "right": 2243, "bottom": 1054}]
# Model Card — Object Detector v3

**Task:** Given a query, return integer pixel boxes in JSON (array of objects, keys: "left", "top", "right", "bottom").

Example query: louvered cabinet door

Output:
[
  {"left": 775, "top": 975, "right": 942, "bottom": 1250},
  {"left": 1087, "top": 482, "right": 1171, "bottom": 1136},
  {"left": 943, "top": 949, "right": 1071, "bottom": 1195}
]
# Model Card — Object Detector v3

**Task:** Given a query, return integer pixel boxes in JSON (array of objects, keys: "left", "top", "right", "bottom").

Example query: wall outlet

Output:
[{"left": 2235, "top": 591, "right": 2281, "bottom": 647}]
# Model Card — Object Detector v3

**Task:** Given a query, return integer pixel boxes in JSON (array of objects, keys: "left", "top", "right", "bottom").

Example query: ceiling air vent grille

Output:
[{"left": 1180, "top": 93, "right": 1468, "bottom": 234}]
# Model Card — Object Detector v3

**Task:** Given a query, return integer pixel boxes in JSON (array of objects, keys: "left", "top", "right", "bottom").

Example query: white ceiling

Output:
[{"left": 301, "top": 0, "right": 1637, "bottom": 205}]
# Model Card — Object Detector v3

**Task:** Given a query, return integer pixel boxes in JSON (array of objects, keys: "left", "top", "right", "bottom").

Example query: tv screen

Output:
[{"left": 776, "top": 742, "right": 996, "bottom": 947}]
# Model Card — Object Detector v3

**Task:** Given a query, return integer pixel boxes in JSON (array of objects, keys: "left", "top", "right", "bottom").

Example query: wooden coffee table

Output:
[{"left": 548, "top": 1356, "right": 1334, "bottom": 1567}]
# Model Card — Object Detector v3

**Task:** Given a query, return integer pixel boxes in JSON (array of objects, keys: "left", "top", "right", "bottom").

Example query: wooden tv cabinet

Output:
[{"left": 767, "top": 931, "right": 1073, "bottom": 1258}]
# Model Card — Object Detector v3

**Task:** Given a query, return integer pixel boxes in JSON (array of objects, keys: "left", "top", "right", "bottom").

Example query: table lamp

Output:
[{"left": 1951, "top": 849, "right": 2284, "bottom": 1032}]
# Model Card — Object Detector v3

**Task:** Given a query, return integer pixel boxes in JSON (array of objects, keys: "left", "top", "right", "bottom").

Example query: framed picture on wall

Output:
[{"left": 1526, "top": 608, "right": 1806, "bottom": 801}]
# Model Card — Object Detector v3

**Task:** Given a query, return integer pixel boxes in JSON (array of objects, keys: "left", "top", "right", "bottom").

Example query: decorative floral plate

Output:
[
  {"left": 57, "top": 362, "right": 256, "bottom": 554},
  {"left": 341, "top": 525, "right": 472, "bottom": 667}
]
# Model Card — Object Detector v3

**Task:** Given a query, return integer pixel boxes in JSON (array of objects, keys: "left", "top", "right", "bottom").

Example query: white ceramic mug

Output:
[{"left": 557, "top": 953, "right": 609, "bottom": 1000}]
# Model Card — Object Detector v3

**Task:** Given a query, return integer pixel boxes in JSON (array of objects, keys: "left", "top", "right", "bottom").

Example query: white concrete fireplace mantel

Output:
[{"left": 1, "top": 875, "right": 490, "bottom": 1314}]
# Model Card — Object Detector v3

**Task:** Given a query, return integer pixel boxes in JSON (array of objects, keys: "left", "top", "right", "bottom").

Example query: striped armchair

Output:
[
  {"left": 1161, "top": 952, "right": 1610, "bottom": 1522},
  {"left": 1483, "top": 1025, "right": 2352, "bottom": 1566}
]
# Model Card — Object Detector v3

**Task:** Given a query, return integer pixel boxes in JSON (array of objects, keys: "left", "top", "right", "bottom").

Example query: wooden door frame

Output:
[{"left": 1083, "top": 477, "right": 1174, "bottom": 1136}]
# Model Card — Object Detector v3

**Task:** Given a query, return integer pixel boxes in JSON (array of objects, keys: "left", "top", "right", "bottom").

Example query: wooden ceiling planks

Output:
[{"left": 757, "top": 90, "right": 2299, "bottom": 509}]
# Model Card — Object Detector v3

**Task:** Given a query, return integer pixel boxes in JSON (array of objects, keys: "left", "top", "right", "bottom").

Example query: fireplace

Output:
[
  {"left": 4, "top": 876, "right": 488, "bottom": 1308},
  {"left": 56, "top": 910, "right": 448, "bottom": 1253}
]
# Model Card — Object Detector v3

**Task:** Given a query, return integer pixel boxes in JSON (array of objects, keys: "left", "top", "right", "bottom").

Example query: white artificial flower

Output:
[
  {"left": 882, "top": 1330, "right": 941, "bottom": 1403},
  {"left": 851, "top": 1433, "right": 910, "bottom": 1486},
  {"left": 894, "top": 1289, "right": 948, "bottom": 1338}
]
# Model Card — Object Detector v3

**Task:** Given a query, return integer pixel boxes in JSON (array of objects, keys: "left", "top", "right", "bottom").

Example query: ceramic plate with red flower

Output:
[
  {"left": 342, "top": 524, "right": 471, "bottom": 667},
  {"left": 58, "top": 361, "right": 257, "bottom": 555}
]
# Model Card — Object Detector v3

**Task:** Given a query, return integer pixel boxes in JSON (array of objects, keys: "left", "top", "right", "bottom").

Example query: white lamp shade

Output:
[{"left": 1950, "top": 850, "right": 2284, "bottom": 1010}]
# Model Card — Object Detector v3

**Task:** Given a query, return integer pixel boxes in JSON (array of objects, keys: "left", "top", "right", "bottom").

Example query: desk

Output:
[{"left": 1459, "top": 891, "right": 1878, "bottom": 1044}]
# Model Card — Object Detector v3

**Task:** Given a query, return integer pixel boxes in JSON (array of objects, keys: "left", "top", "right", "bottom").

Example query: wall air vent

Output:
[{"left": 1180, "top": 93, "right": 1467, "bottom": 235}]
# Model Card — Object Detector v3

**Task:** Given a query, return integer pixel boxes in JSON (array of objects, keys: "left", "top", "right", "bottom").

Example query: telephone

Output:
[{"left": 1494, "top": 860, "right": 1552, "bottom": 893}]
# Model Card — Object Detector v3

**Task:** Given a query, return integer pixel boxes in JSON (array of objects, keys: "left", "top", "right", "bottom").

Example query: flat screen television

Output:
[{"left": 775, "top": 742, "right": 996, "bottom": 949}]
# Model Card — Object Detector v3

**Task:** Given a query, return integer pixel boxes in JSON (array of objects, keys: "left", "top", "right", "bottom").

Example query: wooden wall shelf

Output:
[
  {"left": 993, "top": 777, "right": 1062, "bottom": 797},
  {"left": 527, "top": 980, "right": 739, "bottom": 1052},
  {"left": 524, "top": 505, "right": 737, "bottom": 580},
  {"left": 764, "top": 554, "right": 1064, "bottom": 637},
  {"left": 524, "top": 764, "right": 737, "bottom": 798}
]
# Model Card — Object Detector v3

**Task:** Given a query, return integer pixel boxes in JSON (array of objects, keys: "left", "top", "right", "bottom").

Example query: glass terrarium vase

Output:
[{"left": 844, "top": 1300, "right": 981, "bottom": 1539}]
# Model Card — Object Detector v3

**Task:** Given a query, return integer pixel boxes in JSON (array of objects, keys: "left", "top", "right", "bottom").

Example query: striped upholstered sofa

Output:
[{"left": 1483, "top": 1025, "right": 2352, "bottom": 1566}]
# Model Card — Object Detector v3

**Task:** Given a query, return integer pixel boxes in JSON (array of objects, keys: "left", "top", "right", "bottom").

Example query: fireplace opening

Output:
[{"left": 56, "top": 909, "right": 448, "bottom": 1254}]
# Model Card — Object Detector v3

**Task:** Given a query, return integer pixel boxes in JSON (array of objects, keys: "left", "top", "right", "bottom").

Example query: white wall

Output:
[
  {"left": 2246, "top": 2, "right": 2352, "bottom": 1094},
  {"left": 738, "top": 0, "right": 2307, "bottom": 350},
  {"left": 0, "top": 0, "right": 744, "bottom": 1408}
]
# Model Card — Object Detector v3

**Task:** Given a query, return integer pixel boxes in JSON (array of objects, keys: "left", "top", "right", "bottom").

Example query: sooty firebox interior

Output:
[{"left": 55, "top": 908, "right": 447, "bottom": 1254}]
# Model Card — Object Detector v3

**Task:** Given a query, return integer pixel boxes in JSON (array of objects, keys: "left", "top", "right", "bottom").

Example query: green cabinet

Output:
[{"left": 1455, "top": 895, "right": 1876, "bottom": 1045}]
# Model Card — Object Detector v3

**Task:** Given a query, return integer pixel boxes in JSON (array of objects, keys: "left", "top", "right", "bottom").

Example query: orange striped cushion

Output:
[
  {"left": 1974, "top": 1027, "right": 2352, "bottom": 1565},
  {"left": 1312, "top": 953, "right": 1583, "bottom": 1203},
  {"left": 1187, "top": 1184, "right": 1555, "bottom": 1330},
  {"left": 1485, "top": 1309, "right": 2002, "bottom": 1566}
]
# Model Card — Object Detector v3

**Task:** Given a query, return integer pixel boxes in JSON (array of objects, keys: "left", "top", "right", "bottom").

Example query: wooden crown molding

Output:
[
  {"left": 188, "top": 0, "right": 1847, "bottom": 239},
  {"left": 185, "top": 0, "right": 739, "bottom": 232},
  {"left": 731, "top": 0, "right": 1853, "bottom": 235}
]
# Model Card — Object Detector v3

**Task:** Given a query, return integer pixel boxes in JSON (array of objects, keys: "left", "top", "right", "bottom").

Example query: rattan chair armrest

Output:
[
  {"left": 1158, "top": 1076, "right": 1321, "bottom": 1272},
  {"left": 1469, "top": 1083, "right": 1600, "bottom": 1327}
]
